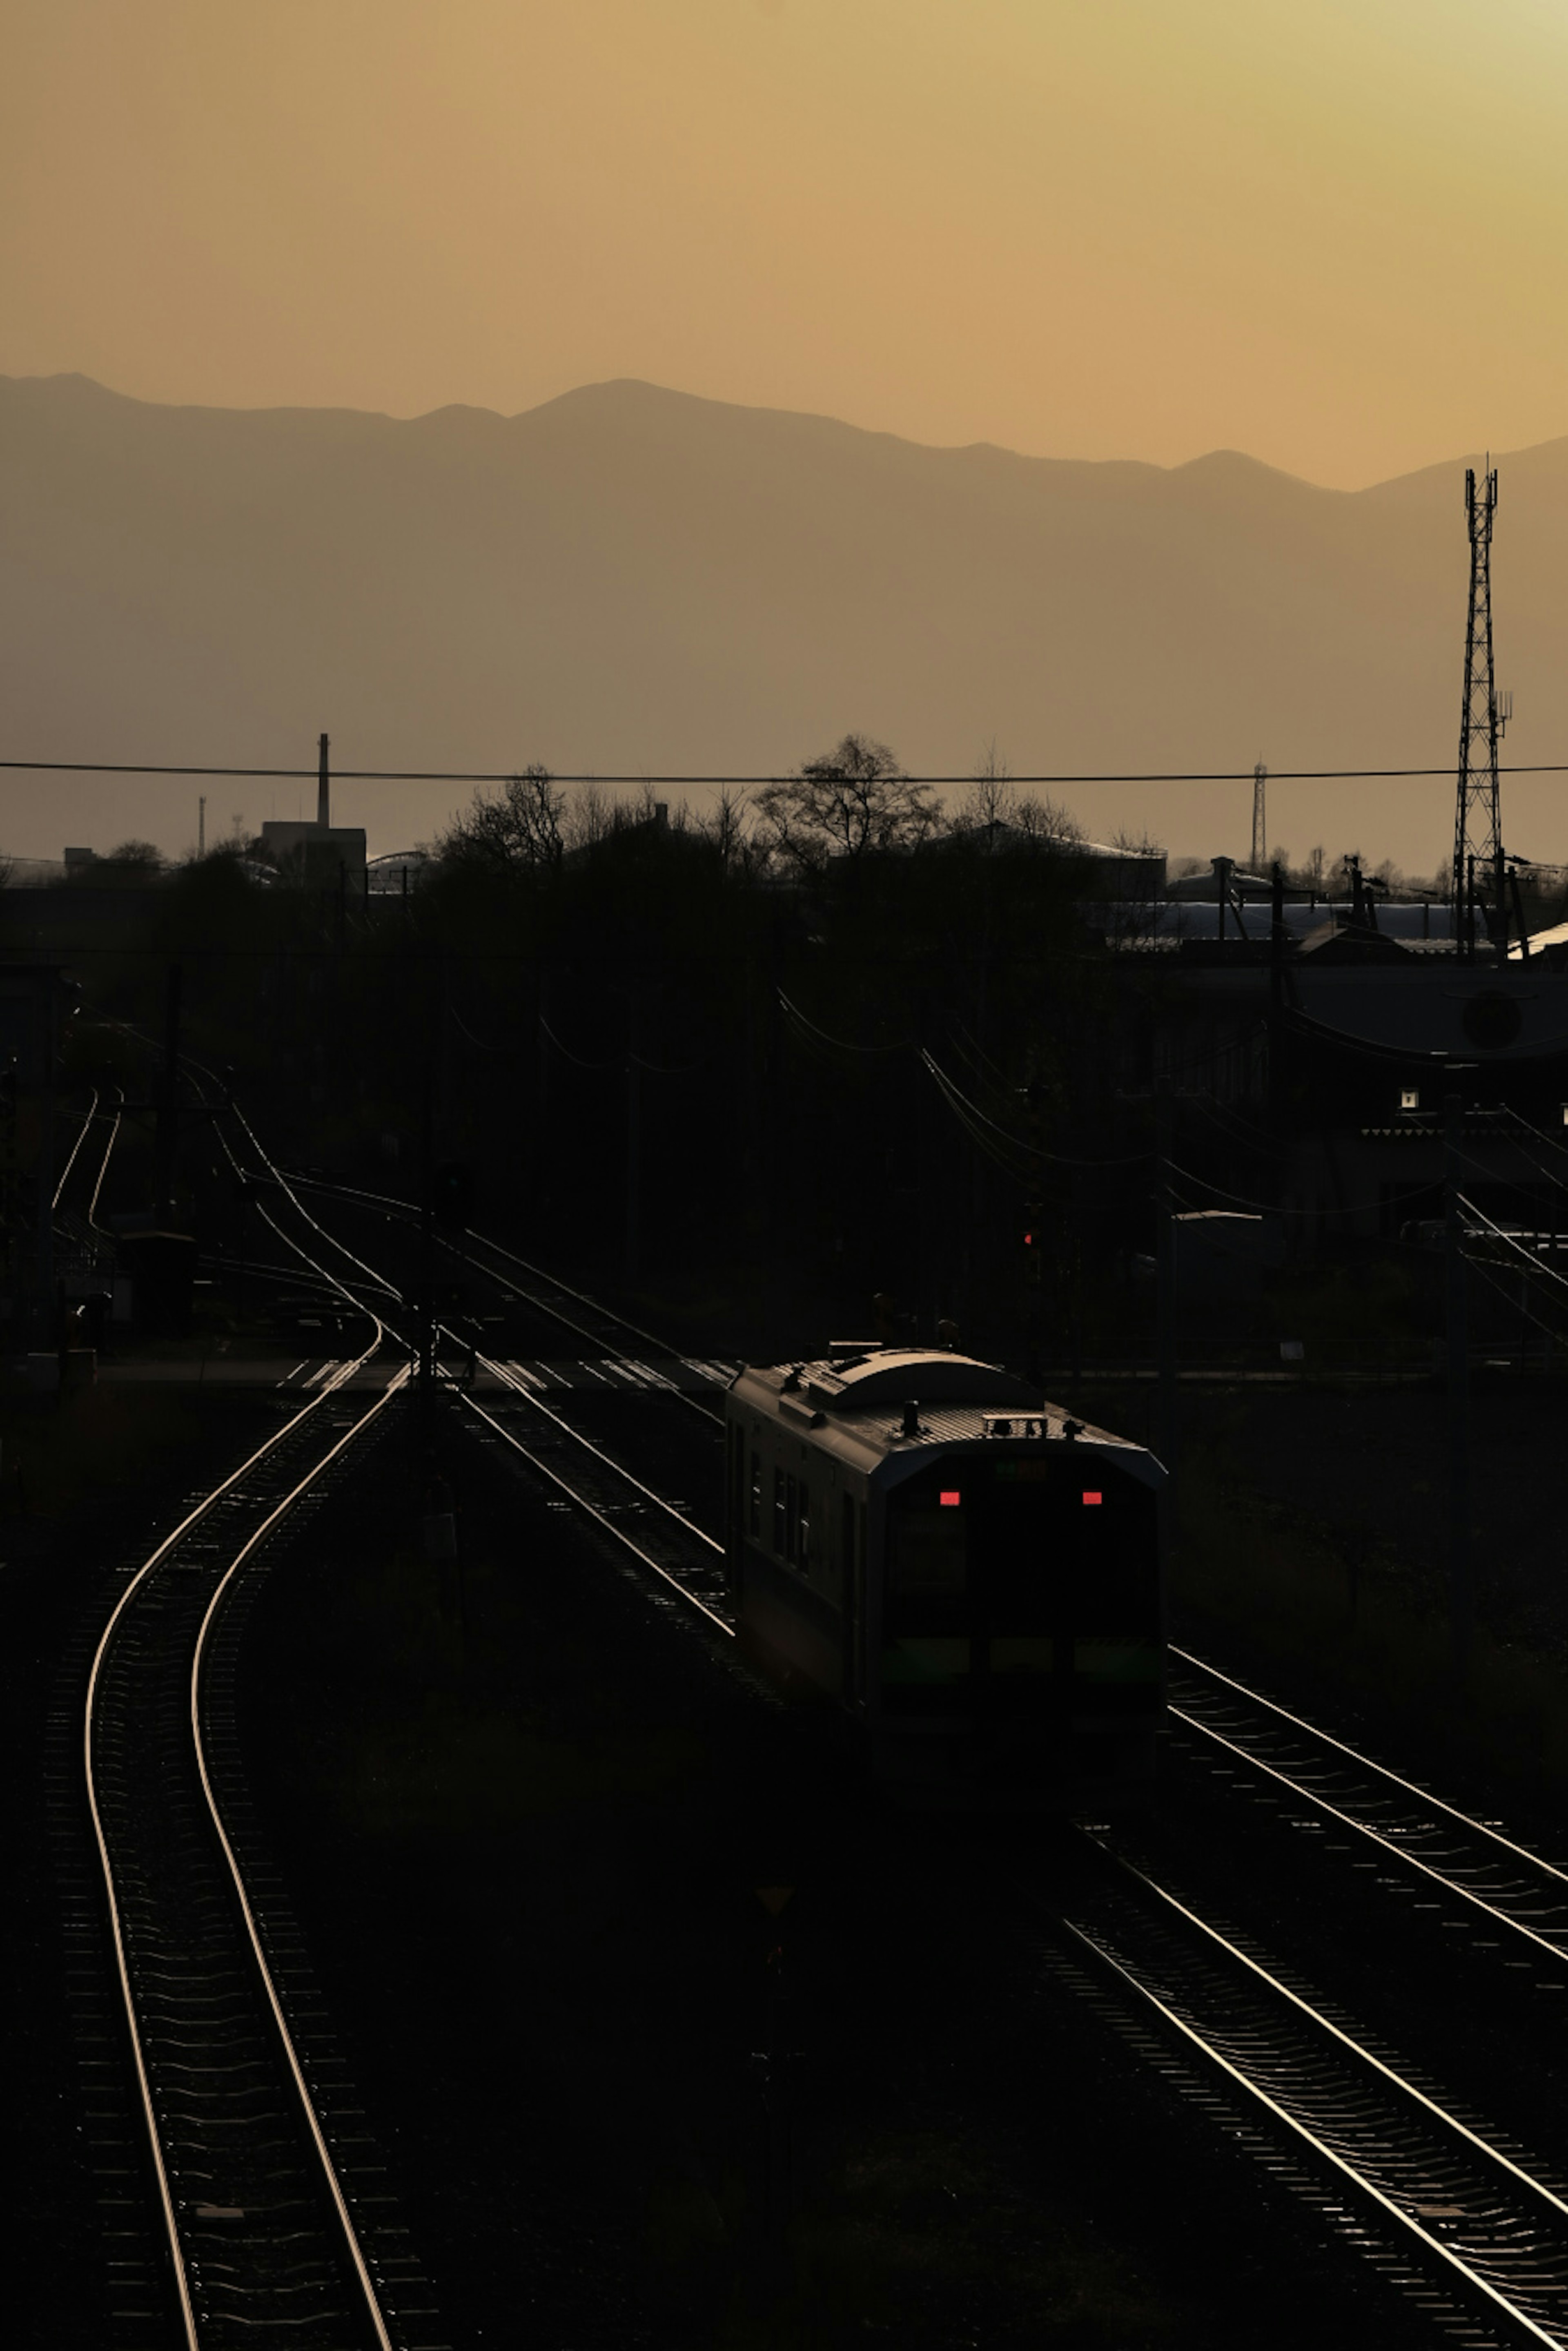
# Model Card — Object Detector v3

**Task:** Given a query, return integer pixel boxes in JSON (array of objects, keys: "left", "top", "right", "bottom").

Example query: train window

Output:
[
  {"left": 773, "top": 1467, "right": 786, "bottom": 1553},
  {"left": 1074, "top": 1482, "right": 1159, "bottom": 1635},
  {"left": 886, "top": 1465, "right": 1158, "bottom": 1641},
  {"left": 886, "top": 1497, "right": 968, "bottom": 1635},
  {"left": 749, "top": 1453, "right": 762, "bottom": 1540},
  {"left": 980, "top": 1474, "right": 1157, "bottom": 1636}
]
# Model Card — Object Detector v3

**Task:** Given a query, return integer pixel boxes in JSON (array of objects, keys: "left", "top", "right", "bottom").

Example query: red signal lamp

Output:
[
  {"left": 939, "top": 1490, "right": 961, "bottom": 1507},
  {"left": 1082, "top": 1491, "right": 1102, "bottom": 1506}
]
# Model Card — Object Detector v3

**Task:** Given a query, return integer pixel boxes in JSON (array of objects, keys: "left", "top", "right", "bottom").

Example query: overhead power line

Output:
[{"left": 8, "top": 758, "right": 1568, "bottom": 786}]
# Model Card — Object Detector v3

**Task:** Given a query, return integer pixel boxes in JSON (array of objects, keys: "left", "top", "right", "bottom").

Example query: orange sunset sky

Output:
[{"left": 6, "top": 0, "right": 1568, "bottom": 489}]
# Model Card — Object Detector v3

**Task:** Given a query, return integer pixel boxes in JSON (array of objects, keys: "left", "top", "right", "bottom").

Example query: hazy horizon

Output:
[
  {"left": 8, "top": 2, "right": 1568, "bottom": 873},
  {"left": 5, "top": 367, "right": 1565, "bottom": 877}
]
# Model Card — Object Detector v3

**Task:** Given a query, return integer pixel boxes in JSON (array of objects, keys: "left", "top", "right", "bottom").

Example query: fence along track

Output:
[{"left": 84, "top": 1336, "right": 418, "bottom": 2349}]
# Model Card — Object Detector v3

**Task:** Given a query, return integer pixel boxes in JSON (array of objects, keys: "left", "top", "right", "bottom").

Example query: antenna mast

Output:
[
  {"left": 1250, "top": 760, "right": 1267, "bottom": 870},
  {"left": 1452, "top": 464, "right": 1508, "bottom": 962}
]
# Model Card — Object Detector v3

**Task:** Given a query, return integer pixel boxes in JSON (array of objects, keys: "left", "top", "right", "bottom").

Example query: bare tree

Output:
[
  {"left": 756, "top": 734, "right": 940, "bottom": 875},
  {"left": 697, "top": 784, "right": 752, "bottom": 871},
  {"left": 439, "top": 766, "right": 566, "bottom": 872},
  {"left": 964, "top": 741, "right": 1016, "bottom": 841},
  {"left": 105, "top": 838, "right": 165, "bottom": 871},
  {"left": 1012, "top": 795, "right": 1085, "bottom": 849},
  {"left": 566, "top": 779, "right": 614, "bottom": 853}
]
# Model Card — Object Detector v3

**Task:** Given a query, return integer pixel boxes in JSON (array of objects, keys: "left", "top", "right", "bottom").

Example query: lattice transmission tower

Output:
[{"left": 1452, "top": 463, "right": 1510, "bottom": 961}]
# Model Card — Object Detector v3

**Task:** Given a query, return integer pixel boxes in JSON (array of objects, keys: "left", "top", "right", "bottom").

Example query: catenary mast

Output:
[{"left": 1451, "top": 464, "right": 1508, "bottom": 962}]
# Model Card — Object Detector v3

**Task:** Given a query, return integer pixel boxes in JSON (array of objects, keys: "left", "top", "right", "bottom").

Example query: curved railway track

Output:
[
  {"left": 83, "top": 1307, "right": 440, "bottom": 2348},
  {"left": 274, "top": 1165, "right": 734, "bottom": 1419},
  {"left": 192, "top": 1076, "right": 1568, "bottom": 2341},
  {"left": 208, "top": 1097, "right": 732, "bottom": 1622}
]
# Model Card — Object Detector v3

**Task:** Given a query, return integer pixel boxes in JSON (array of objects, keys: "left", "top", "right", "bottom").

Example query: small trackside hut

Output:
[{"left": 723, "top": 1348, "right": 1167, "bottom": 1806}]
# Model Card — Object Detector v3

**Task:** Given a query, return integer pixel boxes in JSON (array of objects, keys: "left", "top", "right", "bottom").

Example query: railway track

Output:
[
  {"left": 1168, "top": 1646, "right": 1568, "bottom": 1980},
  {"left": 208, "top": 1100, "right": 732, "bottom": 1624},
  {"left": 273, "top": 1164, "right": 735, "bottom": 1418},
  {"left": 83, "top": 1320, "right": 444, "bottom": 2348},
  {"left": 465, "top": 1367, "right": 732, "bottom": 1628},
  {"left": 199, "top": 1085, "right": 1568, "bottom": 2340},
  {"left": 1056, "top": 1838, "right": 1568, "bottom": 2346}
]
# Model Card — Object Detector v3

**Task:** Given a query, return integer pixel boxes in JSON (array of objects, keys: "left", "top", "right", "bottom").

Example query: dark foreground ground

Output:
[{"left": 232, "top": 1401, "right": 1428, "bottom": 2349}]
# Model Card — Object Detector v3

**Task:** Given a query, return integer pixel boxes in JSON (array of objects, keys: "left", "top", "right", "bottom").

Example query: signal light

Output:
[
  {"left": 939, "top": 1490, "right": 961, "bottom": 1507},
  {"left": 1082, "top": 1491, "right": 1102, "bottom": 1506}
]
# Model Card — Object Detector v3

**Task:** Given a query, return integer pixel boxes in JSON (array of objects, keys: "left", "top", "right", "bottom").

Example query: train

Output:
[{"left": 723, "top": 1345, "right": 1166, "bottom": 1805}]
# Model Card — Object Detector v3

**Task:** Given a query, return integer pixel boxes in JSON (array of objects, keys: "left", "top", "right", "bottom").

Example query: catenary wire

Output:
[{"left": 11, "top": 757, "right": 1568, "bottom": 784}]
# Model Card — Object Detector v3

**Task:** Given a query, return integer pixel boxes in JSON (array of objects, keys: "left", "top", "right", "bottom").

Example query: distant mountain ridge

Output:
[{"left": 2, "top": 370, "right": 1566, "bottom": 866}]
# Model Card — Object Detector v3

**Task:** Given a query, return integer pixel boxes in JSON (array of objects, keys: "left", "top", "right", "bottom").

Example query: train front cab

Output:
[{"left": 866, "top": 1443, "right": 1164, "bottom": 1807}]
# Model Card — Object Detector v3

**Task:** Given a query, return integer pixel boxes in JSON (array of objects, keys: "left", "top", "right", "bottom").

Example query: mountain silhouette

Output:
[{"left": 2, "top": 371, "right": 1563, "bottom": 865}]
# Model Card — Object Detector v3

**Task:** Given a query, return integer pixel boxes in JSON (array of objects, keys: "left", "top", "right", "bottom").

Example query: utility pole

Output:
[
  {"left": 198, "top": 796, "right": 206, "bottom": 858},
  {"left": 624, "top": 1001, "right": 641, "bottom": 1288},
  {"left": 1267, "top": 860, "right": 1287, "bottom": 1133},
  {"left": 419, "top": 1062, "right": 436, "bottom": 1396},
  {"left": 1250, "top": 761, "right": 1267, "bottom": 871},
  {"left": 1155, "top": 1077, "right": 1176, "bottom": 1475},
  {"left": 1443, "top": 1093, "right": 1473, "bottom": 1680},
  {"left": 154, "top": 964, "right": 182, "bottom": 1225},
  {"left": 1452, "top": 464, "right": 1510, "bottom": 966},
  {"left": 316, "top": 732, "right": 331, "bottom": 829}
]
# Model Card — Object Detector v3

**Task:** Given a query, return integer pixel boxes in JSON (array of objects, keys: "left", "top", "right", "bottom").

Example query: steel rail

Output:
[
  {"left": 277, "top": 1168, "right": 731, "bottom": 1416},
  {"left": 225, "top": 1104, "right": 405, "bottom": 1314},
  {"left": 1062, "top": 1916, "right": 1566, "bottom": 2349},
  {"left": 253, "top": 1207, "right": 402, "bottom": 1307},
  {"left": 1171, "top": 1644, "right": 1568, "bottom": 1887},
  {"left": 163, "top": 1033, "right": 728, "bottom": 1406},
  {"left": 190, "top": 1363, "right": 410, "bottom": 2351},
  {"left": 83, "top": 1337, "right": 383, "bottom": 2351},
  {"left": 481, "top": 1353, "right": 724, "bottom": 1557},
  {"left": 1169, "top": 1701, "right": 1568, "bottom": 1966},
  {"left": 86, "top": 1086, "right": 123, "bottom": 1230},
  {"left": 158, "top": 1067, "right": 1568, "bottom": 2333},
  {"left": 52, "top": 1085, "right": 100, "bottom": 1210},
  {"left": 214, "top": 1100, "right": 733, "bottom": 1638},
  {"left": 1086, "top": 1838, "right": 1568, "bottom": 2225},
  {"left": 458, "top": 1387, "right": 735, "bottom": 1637}
]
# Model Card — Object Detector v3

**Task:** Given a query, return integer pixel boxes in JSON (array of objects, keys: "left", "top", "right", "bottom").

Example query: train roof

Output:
[{"left": 728, "top": 1349, "right": 1161, "bottom": 1482}]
